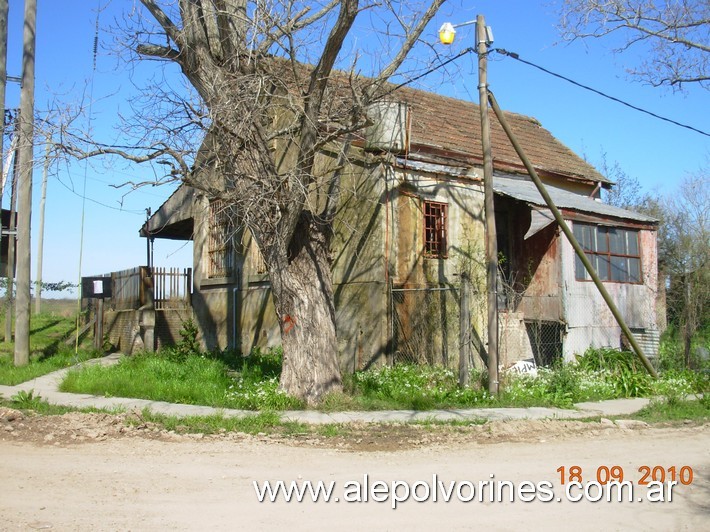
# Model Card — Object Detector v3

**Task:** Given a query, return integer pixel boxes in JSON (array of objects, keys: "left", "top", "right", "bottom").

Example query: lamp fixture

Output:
[
  {"left": 438, "top": 22, "right": 456, "bottom": 45},
  {"left": 438, "top": 20, "right": 494, "bottom": 46}
]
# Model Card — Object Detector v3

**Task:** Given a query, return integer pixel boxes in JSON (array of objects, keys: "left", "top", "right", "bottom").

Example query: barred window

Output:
[
  {"left": 207, "top": 200, "right": 234, "bottom": 278},
  {"left": 423, "top": 200, "right": 448, "bottom": 258},
  {"left": 573, "top": 223, "right": 641, "bottom": 283}
]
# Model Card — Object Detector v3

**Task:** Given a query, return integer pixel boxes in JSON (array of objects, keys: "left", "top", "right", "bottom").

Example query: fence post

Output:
[
  {"left": 186, "top": 268, "right": 192, "bottom": 308},
  {"left": 94, "top": 298, "right": 104, "bottom": 351},
  {"left": 459, "top": 273, "right": 471, "bottom": 387},
  {"left": 140, "top": 266, "right": 155, "bottom": 352}
]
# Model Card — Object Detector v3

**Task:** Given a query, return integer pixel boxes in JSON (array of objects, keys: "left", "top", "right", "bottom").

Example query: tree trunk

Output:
[{"left": 270, "top": 213, "right": 342, "bottom": 405}]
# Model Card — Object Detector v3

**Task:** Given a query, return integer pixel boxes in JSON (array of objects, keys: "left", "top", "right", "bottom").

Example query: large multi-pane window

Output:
[
  {"left": 573, "top": 223, "right": 641, "bottom": 283},
  {"left": 207, "top": 200, "right": 234, "bottom": 278},
  {"left": 423, "top": 200, "right": 448, "bottom": 258}
]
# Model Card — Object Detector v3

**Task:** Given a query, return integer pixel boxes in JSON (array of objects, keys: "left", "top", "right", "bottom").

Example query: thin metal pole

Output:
[{"left": 487, "top": 90, "right": 657, "bottom": 378}]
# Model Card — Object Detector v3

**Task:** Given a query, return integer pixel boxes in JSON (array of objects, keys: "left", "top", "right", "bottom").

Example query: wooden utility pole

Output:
[
  {"left": 4, "top": 135, "right": 16, "bottom": 342},
  {"left": 0, "top": 0, "right": 7, "bottom": 340},
  {"left": 0, "top": 0, "right": 7, "bottom": 174},
  {"left": 477, "top": 14, "right": 499, "bottom": 395},
  {"left": 14, "top": 0, "right": 37, "bottom": 366},
  {"left": 34, "top": 139, "right": 50, "bottom": 314}
]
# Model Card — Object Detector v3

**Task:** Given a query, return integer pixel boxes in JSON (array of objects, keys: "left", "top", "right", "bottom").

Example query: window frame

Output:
[
  {"left": 423, "top": 200, "right": 448, "bottom": 259},
  {"left": 573, "top": 222, "right": 642, "bottom": 284},
  {"left": 207, "top": 199, "right": 234, "bottom": 279}
]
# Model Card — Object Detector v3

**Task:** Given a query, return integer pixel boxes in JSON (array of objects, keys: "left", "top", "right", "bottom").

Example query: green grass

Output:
[
  {"left": 60, "top": 349, "right": 304, "bottom": 410},
  {"left": 134, "top": 409, "right": 309, "bottom": 435},
  {"left": 632, "top": 396, "right": 710, "bottom": 424},
  {"left": 0, "top": 313, "right": 97, "bottom": 385},
  {"left": 0, "top": 390, "right": 117, "bottom": 416}
]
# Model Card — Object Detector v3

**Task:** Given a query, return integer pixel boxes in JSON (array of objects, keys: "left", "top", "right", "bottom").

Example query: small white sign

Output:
[{"left": 93, "top": 280, "right": 103, "bottom": 294}]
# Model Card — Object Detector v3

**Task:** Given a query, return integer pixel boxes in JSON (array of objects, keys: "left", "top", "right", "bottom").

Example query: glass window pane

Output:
[
  {"left": 575, "top": 224, "right": 593, "bottom": 251},
  {"left": 608, "top": 228, "right": 625, "bottom": 254},
  {"left": 627, "top": 230, "right": 639, "bottom": 256},
  {"left": 610, "top": 256, "right": 628, "bottom": 282},
  {"left": 587, "top": 225, "right": 604, "bottom": 251},
  {"left": 575, "top": 253, "right": 587, "bottom": 280},
  {"left": 594, "top": 226, "right": 607, "bottom": 252},
  {"left": 628, "top": 258, "right": 641, "bottom": 283},
  {"left": 596, "top": 255, "right": 610, "bottom": 281}
]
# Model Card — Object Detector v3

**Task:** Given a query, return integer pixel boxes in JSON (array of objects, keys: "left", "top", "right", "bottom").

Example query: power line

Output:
[
  {"left": 492, "top": 48, "right": 710, "bottom": 138},
  {"left": 55, "top": 175, "right": 144, "bottom": 215}
]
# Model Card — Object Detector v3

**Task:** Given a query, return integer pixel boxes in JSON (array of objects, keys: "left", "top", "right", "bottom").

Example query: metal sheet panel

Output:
[{"left": 493, "top": 175, "right": 657, "bottom": 224}]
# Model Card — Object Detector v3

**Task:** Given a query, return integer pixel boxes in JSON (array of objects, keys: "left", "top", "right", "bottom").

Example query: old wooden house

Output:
[{"left": 141, "top": 85, "right": 659, "bottom": 371}]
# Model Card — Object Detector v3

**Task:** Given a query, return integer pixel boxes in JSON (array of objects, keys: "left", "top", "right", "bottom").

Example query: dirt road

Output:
[{"left": 1, "top": 411, "right": 708, "bottom": 530}]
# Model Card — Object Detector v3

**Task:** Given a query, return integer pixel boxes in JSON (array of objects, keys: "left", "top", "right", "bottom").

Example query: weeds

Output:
[
  {"left": 61, "top": 348, "right": 303, "bottom": 411},
  {"left": 633, "top": 398, "right": 710, "bottom": 424}
]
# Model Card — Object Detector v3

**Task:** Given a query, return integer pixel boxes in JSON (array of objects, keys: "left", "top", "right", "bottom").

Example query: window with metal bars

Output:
[
  {"left": 207, "top": 200, "right": 234, "bottom": 278},
  {"left": 573, "top": 223, "right": 642, "bottom": 283},
  {"left": 423, "top": 200, "right": 448, "bottom": 258}
]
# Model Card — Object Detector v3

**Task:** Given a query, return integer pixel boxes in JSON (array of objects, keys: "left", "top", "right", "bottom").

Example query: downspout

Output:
[{"left": 487, "top": 90, "right": 657, "bottom": 378}]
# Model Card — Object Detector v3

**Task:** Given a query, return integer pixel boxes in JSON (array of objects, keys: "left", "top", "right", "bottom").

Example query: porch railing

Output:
[
  {"left": 93, "top": 266, "right": 192, "bottom": 311},
  {"left": 152, "top": 267, "right": 192, "bottom": 310}
]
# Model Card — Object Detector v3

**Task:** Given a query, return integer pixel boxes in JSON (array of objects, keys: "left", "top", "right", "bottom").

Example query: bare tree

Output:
[
  {"left": 558, "top": 0, "right": 710, "bottom": 90},
  {"left": 61, "top": 0, "right": 447, "bottom": 404},
  {"left": 660, "top": 172, "right": 709, "bottom": 365}
]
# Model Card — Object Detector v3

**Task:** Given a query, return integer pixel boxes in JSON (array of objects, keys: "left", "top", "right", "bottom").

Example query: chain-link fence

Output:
[
  {"left": 390, "top": 284, "right": 488, "bottom": 371},
  {"left": 391, "top": 286, "right": 456, "bottom": 367},
  {"left": 389, "top": 281, "right": 573, "bottom": 371}
]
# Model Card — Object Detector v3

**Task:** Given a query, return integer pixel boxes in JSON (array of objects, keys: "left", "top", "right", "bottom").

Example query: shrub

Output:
[
  {"left": 576, "top": 347, "right": 652, "bottom": 397},
  {"left": 169, "top": 318, "right": 201, "bottom": 361}
]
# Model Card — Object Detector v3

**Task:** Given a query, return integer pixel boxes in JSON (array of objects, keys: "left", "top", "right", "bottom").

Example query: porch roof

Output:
[
  {"left": 140, "top": 185, "right": 195, "bottom": 240},
  {"left": 493, "top": 175, "right": 658, "bottom": 225}
]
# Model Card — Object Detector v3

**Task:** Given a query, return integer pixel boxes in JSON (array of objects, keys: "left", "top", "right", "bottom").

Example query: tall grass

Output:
[{"left": 60, "top": 349, "right": 304, "bottom": 410}]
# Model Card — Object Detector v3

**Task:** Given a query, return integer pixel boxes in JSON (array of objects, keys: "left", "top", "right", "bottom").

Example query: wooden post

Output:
[
  {"left": 34, "top": 139, "right": 50, "bottom": 314},
  {"left": 14, "top": 0, "right": 37, "bottom": 366},
  {"left": 4, "top": 138, "right": 16, "bottom": 342},
  {"left": 94, "top": 298, "right": 104, "bottom": 351},
  {"left": 0, "top": 0, "right": 6, "bottom": 291},
  {"left": 459, "top": 272, "right": 471, "bottom": 387},
  {"left": 477, "top": 15, "right": 499, "bottom": 394}
]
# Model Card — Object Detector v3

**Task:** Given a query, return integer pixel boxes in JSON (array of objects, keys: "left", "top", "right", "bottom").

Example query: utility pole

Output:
[
  {"left": 35, "top": 138, "right": 49, "bottom": 314},
  {"left": 14, "top": 0, "right": 37, "bottom": 366},
  {"left": 0, "top": 0, "right": 7, "bottom": 180},
  {"left": 477, "top": 14, "right": 499, "bottom": 395},
  {"left": 4, "top": 133, "right": 16, "bottom": 342},
  {"left": 0, "top": 0, "right": 7, "bottom": 339}
]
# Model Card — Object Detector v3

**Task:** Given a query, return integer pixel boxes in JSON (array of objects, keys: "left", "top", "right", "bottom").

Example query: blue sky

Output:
[{"left": 2, "top": 0, "right": 708, "bottom": 296}]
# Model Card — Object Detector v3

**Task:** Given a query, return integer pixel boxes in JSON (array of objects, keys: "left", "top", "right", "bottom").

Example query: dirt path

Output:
[{"left": 1, "top": 410, "right": 708, "bottom": 530}]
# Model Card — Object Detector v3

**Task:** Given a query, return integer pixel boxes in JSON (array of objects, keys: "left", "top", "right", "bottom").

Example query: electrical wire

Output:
[
  {"left": 75, "top": 5, "right": 102, "bottom": 355},
  {"left": 383, "top": 47, "right": 476, "bottom": 96},
  {"left": 55, "top": 172, "right": 144, "bottom": 214},
  {"left": 492, "top": 48, "right": 710, "bottom": 138}
]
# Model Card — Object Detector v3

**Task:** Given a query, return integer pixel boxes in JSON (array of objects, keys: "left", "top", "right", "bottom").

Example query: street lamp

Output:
[
  {"left": 438, "top": 22, "right": 457, "bottom": 45},
  {"left": 439, "top": 15, "right": 499, "bottom": 396}
]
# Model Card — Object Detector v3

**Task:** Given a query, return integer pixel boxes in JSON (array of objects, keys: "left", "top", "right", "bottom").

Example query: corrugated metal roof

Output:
[{"left": 493, "top": 175, "right": 657, "bottom": 224}]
